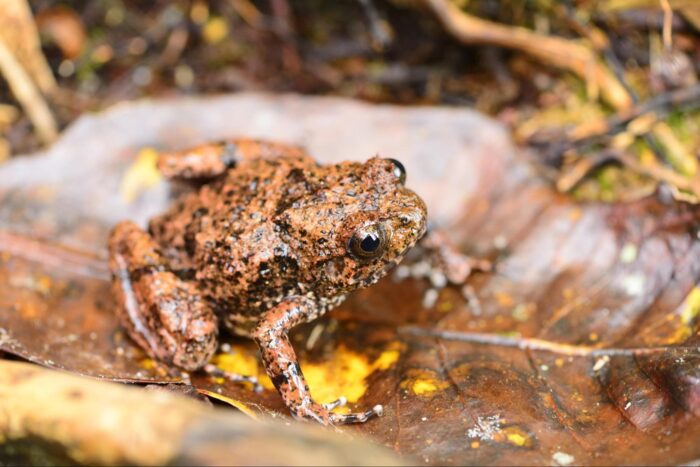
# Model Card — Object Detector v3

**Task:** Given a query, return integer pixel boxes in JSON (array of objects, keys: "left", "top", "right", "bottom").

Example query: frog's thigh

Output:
[
  {"left": 157, "top": 138, "right": 308, "bottom": 180},
  {"left": 108, "top": 220, "right": 218, "bottom": 371}
]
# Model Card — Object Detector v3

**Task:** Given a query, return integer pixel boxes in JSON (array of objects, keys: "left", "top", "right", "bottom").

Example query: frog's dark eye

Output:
[
  {"left": 349, "top": 223, "right": 387, "bottom": 259},
  {"left": 386, "top": 158, "right": 406, "bottom": 185}
]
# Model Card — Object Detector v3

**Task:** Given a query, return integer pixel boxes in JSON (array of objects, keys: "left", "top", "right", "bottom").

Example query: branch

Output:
[
  {"left": 0, "top": 361, "right": 405, "bottom": 466},
  {"left": 0, "top": 40, "right": 57, "bottom": 144},
  {"left": 423, "top": 0, "right": 634, "bottom": 110}
]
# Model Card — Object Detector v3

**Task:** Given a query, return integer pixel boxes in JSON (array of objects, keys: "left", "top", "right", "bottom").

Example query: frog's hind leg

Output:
[
  {"left": 157, "top": 139, "right": 308, "bottom": 181},
  {"left": 108, "top": 220, "right": 219, "bottom": 371},
  {"left": 253, "top": 298, "right": 383, "bottom": 425}
]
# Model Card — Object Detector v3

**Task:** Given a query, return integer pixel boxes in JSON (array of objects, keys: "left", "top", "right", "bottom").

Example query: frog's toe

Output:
[
  {"left": 323, "top": 396, "right": 347, "bottom": 410},
  {"left": 203, "top": 364, "right": 263, "bottom": 392},
  {"left": 329, "top": 404, "right": 383, "bottom": 425}
]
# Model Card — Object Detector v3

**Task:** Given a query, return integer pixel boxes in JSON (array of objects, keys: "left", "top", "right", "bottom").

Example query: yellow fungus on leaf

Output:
[
  {"left": 210, "top": 345, "right": 274, "bottom": 390},
  {"left": 400, "top": 368, "right": 450, "bottom": 396},
  {"left": 140, "top": 358, "right": 156, "bottom": 370},
  {"left": 304, "top": 342, "right": 403, "bottom": 409},
  {"left": 499, "top": 426, "right": 533, "bottom": 448},
  {"left": 203, "top": 17, "right": 229, "bottom": 44},
  {"left": 207, "top": 341, "right": 402, "bottom": 414},
  {"left": 668, "top": 286, "right": 700, "bottom": 343},
  {"left": 119, "top": 147, "right": 162, "bottom": 203},
  {"left": 680, "top": 287, "right": 700, "bottom": 325}
]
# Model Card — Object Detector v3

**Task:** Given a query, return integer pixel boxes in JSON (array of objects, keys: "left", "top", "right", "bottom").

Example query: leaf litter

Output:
[{"left": 0, "top": 93, "right": 698, "bottom": 465}]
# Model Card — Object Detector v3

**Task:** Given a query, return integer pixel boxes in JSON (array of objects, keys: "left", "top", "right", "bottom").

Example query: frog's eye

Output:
[
  {"left": 349, "top": 223, "right": 387, "bottom": 259},
  {"left": 386, "top": 158, "right": 406, "bottom": 185}
]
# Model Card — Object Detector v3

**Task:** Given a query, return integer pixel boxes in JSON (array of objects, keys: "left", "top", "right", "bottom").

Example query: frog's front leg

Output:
[
  {"left": 108, "top": 220, "right": 219, "bottom": 371},
  {"left": 157, "top": 139, "right": 307, "bottom": 180},
  {"left": 419, "top": 230, "right": 492, "bottom": 286},
  {"left": 253, "top": 298, "right": 383, "bottom": 425},
  {"left": 396, "top": 230, "right": 492, "bottom": 308}
]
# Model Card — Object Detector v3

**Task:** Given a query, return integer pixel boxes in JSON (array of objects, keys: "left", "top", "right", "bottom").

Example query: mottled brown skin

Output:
[{"left": 108, "top": 139, "right": 427, "bottom": 424}]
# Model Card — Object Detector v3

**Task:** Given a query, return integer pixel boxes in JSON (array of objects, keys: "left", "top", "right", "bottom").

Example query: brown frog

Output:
[{"left": 108, "top": 139, "right": 427, "bottom": 425}]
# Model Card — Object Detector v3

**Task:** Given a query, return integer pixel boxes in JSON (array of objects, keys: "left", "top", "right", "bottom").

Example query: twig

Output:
[
  {"left": 556, "top": 3, "right": 641, "bottom": 103},
  {"left": 660, "top": 0, "right": 674, "bottom": 49},
  {"left": 0, "top": 40, "right": 57, "bottom": 144},
  {"left": 231, "top": 0, "right": 263, "bottom": 27},
  {"left": 157, "top": 26, "right": 189, "bottom": 68},
  {"left": 556, "top": 149, "right": 700, "bottom": 197},
  {"left": 358, "top": 0, "right": 392, "bottom": 50},
  {"left": 581, "top": 83, "right": 700, "bottom": 138},
  {"left": 400, "top": 325, "right": 699, "bottom": 357},
  {"left": 0, "top": 0, "right": 56, "bottom": 95},
  {"left": 529, "top": 83, "right": 700, "bottom": 152},
  {"left": 422, "top": 0, "right": 633, "bottom": 110},
  {"left": 0, "top": 360, "right": 404, "bottom": 466}
]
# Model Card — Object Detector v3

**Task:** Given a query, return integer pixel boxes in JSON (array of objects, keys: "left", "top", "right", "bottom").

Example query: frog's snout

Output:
[{"left": 388, "top": 189, "right": 428, "bottom": 254}]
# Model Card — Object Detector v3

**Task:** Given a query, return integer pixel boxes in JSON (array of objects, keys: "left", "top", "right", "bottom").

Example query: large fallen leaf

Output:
[{"left": 0, "top": 93, "right": 698, "bottom": 465}]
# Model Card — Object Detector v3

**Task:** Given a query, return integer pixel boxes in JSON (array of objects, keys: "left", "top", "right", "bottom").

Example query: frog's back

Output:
[{"left": 148, "top": 154, "right": 319, "bottom": 327}]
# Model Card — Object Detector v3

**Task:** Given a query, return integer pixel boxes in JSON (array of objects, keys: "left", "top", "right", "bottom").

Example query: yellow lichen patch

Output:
[
  {"left": 119, "top": 147, "right": 163, "bottom": 203},
  {"left": 373, "top": 343, "right": 402, "bottom": 371},
  {"left": 203, "top": 17, "right": 229, "bottom": 44},
  {"left": 680, "top": 287, "right": 700, "bottom": 325},
  {"left": 210, "top": 345, "right": 274, "bottom": 390},
  {"left": 400, "top": 368, "right": 450, "bottom": 396},
  {"left": 140, "top": 358, "right": 157, "bottom": 370},
  {"left": 498, "top": 425, "right": 533, "bottom": 448},
  {"left": 303, "top": 342, "right": 403, "bottom": 409},
  {"left": 669, "top": 287, "right": 700, "bottom": 343}
]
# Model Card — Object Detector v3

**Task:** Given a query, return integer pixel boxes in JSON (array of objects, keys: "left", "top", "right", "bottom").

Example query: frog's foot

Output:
[
  {"left": 203, "top": 363, "right": 264, "bottom": 393},
  {"left": 323, "top": 396, "right": 347, "bottom": 411},
  {"left": 292, "top": 402, "right": 383, "bottom": 425},
  {"left": 330, "top": 404, "right": 383, "bottom": 425}
]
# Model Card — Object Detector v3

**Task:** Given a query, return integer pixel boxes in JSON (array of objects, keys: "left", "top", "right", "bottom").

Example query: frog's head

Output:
[{"left": 279, "top": 157, "right": 427, "bottom": 297}]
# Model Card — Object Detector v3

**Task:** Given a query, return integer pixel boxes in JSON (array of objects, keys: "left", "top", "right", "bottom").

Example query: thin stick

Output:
[
  {"left": 0, "top": 0, "right": 57, "bottom": 95},
  {"left": 660, "top": 0, "right": 673, "bottom": 50},
  {"left": 0, "top": 40, "right": 57, "bottom": 144},
  {"left": 400, "top": 325, "right": 698, "bottom": 358}
]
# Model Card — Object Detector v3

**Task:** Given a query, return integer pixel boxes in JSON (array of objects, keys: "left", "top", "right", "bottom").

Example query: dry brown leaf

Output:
[{"left": 0, "top": 94, "right": 698, "bottom": 465}]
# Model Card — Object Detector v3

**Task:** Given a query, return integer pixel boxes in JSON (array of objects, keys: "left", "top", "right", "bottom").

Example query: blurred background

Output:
[{"left": 1, "top": 0, "right": 700, "bottom": 200}]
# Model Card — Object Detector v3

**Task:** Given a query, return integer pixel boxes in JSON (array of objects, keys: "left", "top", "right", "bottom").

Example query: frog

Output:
[{"left": 108, "top": 138, "right": 428, "bottom": 425}]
